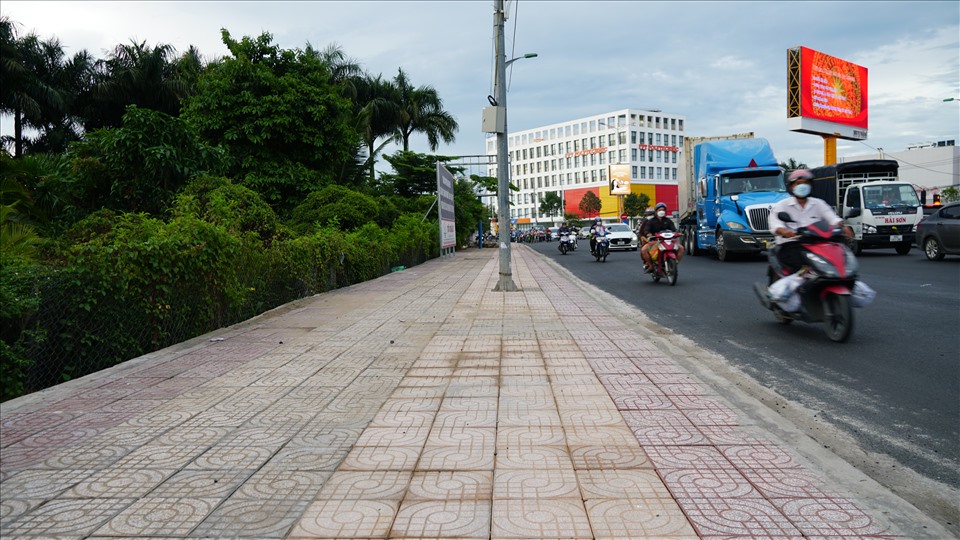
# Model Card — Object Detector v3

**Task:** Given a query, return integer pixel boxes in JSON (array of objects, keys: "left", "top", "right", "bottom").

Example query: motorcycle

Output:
[
  {"left": 752, "top": 214, "right": 859, "bottom": 342},
  {"left": 592, "top": 231, "right": 610, "bottom": 262},
  {"left": 647, "top": 231, "right": 682, "bottom": 286},
  {"left": 558, "top": 233, "right": 575, "bottom": 255}
]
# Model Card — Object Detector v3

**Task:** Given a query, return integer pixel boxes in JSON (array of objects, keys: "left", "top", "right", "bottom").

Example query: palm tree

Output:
[
  {"left": 353, "top": 73, "right": 400, "bottom": 183},
  {"left": 779, "top": 158, "right": 808, "bottom": 176},
  {"left": 391, "top": 68, "right": 458, "bottom": 152},
  {"left": 0, "top": 19, "right": 65, "bottom": 157},
  {"left": 306, "top": 42, "right": 362, "bottom": 100},
  {"left": 84, "top": 40, "right": 191, "bottom": 130}
]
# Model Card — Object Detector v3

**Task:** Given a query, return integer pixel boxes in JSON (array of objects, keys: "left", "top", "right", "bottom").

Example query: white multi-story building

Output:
[{"left": 485, "top": 108, "right": 687, "bottom": 228}]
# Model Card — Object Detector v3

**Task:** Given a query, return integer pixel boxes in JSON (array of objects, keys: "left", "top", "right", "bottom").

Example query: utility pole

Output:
[{"left": 493, "top": 0, "right": 518, "bottom": 292}]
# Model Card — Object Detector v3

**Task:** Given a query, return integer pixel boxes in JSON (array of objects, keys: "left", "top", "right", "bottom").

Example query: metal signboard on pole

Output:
[{"left": 436, "top": 163, "right": 457, "bottom": 255}]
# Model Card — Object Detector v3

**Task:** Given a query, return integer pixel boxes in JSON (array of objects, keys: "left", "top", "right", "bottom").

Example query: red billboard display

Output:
[{"left": 797, "top": 46, "right": 868, "bottom": 129}]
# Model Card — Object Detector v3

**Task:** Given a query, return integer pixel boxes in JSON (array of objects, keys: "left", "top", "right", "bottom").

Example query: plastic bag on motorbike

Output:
[
  {"left": 768, "top": 273, "right": 803, "bottom": 303},
  {"left": 851, "top": 281, "right": 876, "bottom": 308}
]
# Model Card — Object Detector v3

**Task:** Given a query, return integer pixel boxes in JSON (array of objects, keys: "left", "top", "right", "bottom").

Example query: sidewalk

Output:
[{"left": 0, "top": 246, "right": 937, "bottom": 538}]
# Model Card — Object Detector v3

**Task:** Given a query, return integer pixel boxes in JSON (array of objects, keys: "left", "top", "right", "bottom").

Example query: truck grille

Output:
[{"left": 746, "top": 207, "right": 771, "bottom": 232}]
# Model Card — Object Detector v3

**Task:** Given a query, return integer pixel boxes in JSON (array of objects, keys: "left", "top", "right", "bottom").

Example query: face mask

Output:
[
  {"left": 656, "top": 211, "right": 666, "bottom": 218},
  {"left": 793, "top": 183, "right": 811, "bottom": 198}
]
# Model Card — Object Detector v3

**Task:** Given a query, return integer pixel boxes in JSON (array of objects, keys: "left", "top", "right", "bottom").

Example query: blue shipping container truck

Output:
[{"left": 680, "top": 138, "right": 789, "bottom": 261}]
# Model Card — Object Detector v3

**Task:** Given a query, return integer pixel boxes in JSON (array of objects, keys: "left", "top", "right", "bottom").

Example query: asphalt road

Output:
[{"left": 524, "top": 239, "right": 960, "bottom": 492}]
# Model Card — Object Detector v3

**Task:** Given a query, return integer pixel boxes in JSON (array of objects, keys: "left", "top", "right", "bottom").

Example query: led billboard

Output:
[{"left": 787, "top": 46, "right": 868, "bottom": 140}]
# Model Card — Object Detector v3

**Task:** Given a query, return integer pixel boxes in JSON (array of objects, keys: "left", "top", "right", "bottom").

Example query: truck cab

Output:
[
  {"left": 686, "top": 138, "right": 789, "bottom": 261},
  {"left": 810, "top": 160, "right": 921, "bottom": 255}
]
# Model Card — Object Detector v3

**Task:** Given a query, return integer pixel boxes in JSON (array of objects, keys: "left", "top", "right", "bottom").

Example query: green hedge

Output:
[{"left": 0, "top": 213, "right": 438, "bottom": 402}]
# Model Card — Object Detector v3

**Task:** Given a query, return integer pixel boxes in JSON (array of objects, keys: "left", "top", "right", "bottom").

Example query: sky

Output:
[{"left": 2, "top": 0, "right": 958, "bottom": 176}]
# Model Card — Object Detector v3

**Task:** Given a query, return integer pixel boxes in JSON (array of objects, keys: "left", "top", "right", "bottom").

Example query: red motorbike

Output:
[
  {"left": 647, "top": 230, "right": 682, "bottom": 286},
  {"left": 753, "top": 215, "right": 860, "bottom": 342}
]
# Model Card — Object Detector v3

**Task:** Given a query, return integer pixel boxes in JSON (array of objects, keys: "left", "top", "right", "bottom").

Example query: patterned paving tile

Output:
[
  {"left": 434, "top": 408, "right": 497, "bottom": 429},
  {"left": 659, "top": 468, "right": 760, "bottom": 498},
  {"left": 93, "top": 497, "right": 220, "bottom": 536},
  {"left": 407, "top": 471, "right": 493, "bottom": 500},
  {"left": 391, "top": 499, "right": 491, "bottom": 538},
  {"left": 496, "top": 445, "right": 574, "bottom": 470},
  {"left": 427, "top": 427, "right": 497, "bottom": 449},
  {"left": 741, "top": 468, "right": 834, "bottom": 498},
  {"left": 418, "top": 442, "right": 495, "bottom": 471},
  {"left": 1, "top": 468, "right": 93, "bottom": 499},
  {"left": 773, "top": 497, "right": 891, "bottom": 536},
  {"left": 287, "top": 499, "right": 401, "bottom": 538},
  {"left": 643, "top": 444, "right": 735, "bottom": 471},
  {"left": 355, "top": 425, "right": 431, "bottom": 448},
  {"left": 317, "top": 470, "right": 412, "bottom": 500},
  {"left": 568, "top": 445, "right": 652, "bottom": 470},
  {"left": 64, "top": 468, "right": 173, "bottom": 498},
  {"left": 559, "top": 408, "right": 627, "bottom": 428},
  {"left": 496, "top": 426, "right": 566, "bottom": 448},
  {"left": 149, "top": 469, "right": 254, "bottom": 498},
  {"left": 491, "top": 498, "right": 592, "bottom": 539},
  {"left": 565, "top": 425, "right": 638, "bottom": 447},
  {"left": 150, "top": 426, "right": 229, "bottom": 446},
  {"left": 187, "top": 444, "right": 279, "bottom": 469},
  {"left": 3, "top": 497, "right": 135, "bottom": 536},
  {"left": 191, "top": 498, "right": 310, "bottom": 538},
  {"left": 677, "top": 496, "right": 802, "bottom": 537},
  {"left": 494, "top": 468, "right": 579, "bottom": 499},
  {"left": 576, "top": 469, "right": 673, "bottom": 499},
  {"left": 340, "top": 445, "right": 422, "bottom": 471},
  {"left": 234, "top": 469, "right": 332, "bottom": 499},
  {"left": 585, "top": 498, "right": 697, "bottom": 539},
  {"left": 721, "top": 444, "right": 802, "bottom": 469},
  {"left": 698, "top": 425, "right": 767, "bottom": 446},
  {"left": 439, "top": 397, "right": 498, "bottom": 412},
  {"left": 611, "top": 393, "right": 677, "bottom": 410}
]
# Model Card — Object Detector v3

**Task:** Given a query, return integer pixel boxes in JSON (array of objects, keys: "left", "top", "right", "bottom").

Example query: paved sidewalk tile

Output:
[{"left": 0, "top": 247, "right": 900, "bottom": 538}]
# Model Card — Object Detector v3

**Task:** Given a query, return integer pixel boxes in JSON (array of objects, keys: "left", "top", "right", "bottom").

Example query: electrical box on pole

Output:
[{"left": 482, "top": 106, "right": 505, "bottom": 133}]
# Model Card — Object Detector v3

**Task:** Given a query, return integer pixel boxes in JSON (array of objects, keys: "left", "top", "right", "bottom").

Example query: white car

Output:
[{"left": 605, "top": 223, "right": 639, "bottom": 251}]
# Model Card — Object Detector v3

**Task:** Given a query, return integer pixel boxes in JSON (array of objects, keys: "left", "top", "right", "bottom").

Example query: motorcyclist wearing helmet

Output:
[
  {"left": 635, "top": 208, "right": 655, "bottom": 237},
  {"left": 589, "top": 217, "right": 607, "bottom": 255},
  {"left": 640, "top": 202, "right": 683, "bottom": 272},
  {"left": 768, "top": 168, "right": 852, "bottom": 275}
]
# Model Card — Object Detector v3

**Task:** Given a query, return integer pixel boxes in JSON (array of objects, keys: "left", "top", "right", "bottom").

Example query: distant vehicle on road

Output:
[
  {"left": 605, "top": 223, "right": 639, "bottom": 251},
  {"left": 916, "top": 201, "right": 960, "bottom": 260}
]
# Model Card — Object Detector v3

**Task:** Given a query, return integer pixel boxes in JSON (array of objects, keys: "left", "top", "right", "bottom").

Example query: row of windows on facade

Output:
[
  {"left": 506, "top": 167, "right": 679, "bottom": 206},
  {"left": 512, "top": 147, "right": 679, "bottom": 177},
  {"left": 509, "top": 132, "right": 683, "bottom": 162},
  {"left": 508, "top": 113, "right": 685, "bottom": 147}
]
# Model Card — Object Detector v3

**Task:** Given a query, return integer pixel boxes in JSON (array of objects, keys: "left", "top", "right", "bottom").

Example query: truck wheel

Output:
[
  {"left": 685, "top": 231, "right": 700, "bottom": 256},
  {"left": 849, "top": 239, "right": 862, "bottom": 256},
  {"left": 895, "top": 242, "right": 911, "bottom": 255},
  {"left": 715, "top": 231, "right": 729, "bottom": 261}
]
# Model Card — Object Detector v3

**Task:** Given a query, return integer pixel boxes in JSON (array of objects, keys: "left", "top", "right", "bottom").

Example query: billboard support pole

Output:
[{"left": 822, "top": 135, "right": 838, "bottom": 166}]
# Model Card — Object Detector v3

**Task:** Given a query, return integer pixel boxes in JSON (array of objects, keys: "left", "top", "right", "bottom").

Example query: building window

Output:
[
  {"left": 672, "top": 168, "right": 677, "bottom": 180},
  {"left": 657, "top": 167, "right": 663, "bottom": 180},
  {"left": 599, "top": 168, "right": 606, "bottom": 182},
  {"left": 639, "top": 149, "right": 646, "bottom": 161},
  {"left": 536, "top": 146, "right": 541, "bottom": 158},
  {"left": 566, "top": 157, "right": 572, "bottom": 168},
  {"left": 656, "top": 150, "right": 662, "bottom": 163},
  {"left": 574, "top": 156, "right": 580, "bottom": 168},
  {"left": 648, "top": 133, "right": 653, "bottom": 144},
  {"left": 618, "top": 131, "right": 627, "bottom": 145},
  {"left": 640, "top": 167, "right": 646, "bottom": 179},
  {"left": 575, "top": 172, "right": 581, "bottom": 183},
  {"left": 671, "top": 152, "right": 677, "bottom": 164},
  {"left": 599, "top": 152, "right": 606, "bottom": 165},
  {"left": 608, "top": 133, "right": 615, "bottom": 146},
  {"left": 631, "top": 148, "right": 637, "bottom": 161},
  {"left": 573, "top": 140, "right": 580, "bottom": 151},
  {"left": 648, "top": 166, "right": 654, "bottom": 178},
  {"left": 656, "top": 133, "right": 661, "bottom": 145},
  {"left": 671, "top": 118, "right": 677, "bottom": 130},
  {"left": 619, "top": 149, "right": 626, "bottom": 163},
  {"left": 631, "top": 166, "right": 637, "bottom": 179},
  {"left": 679, "top": 135, "right": 684, "bottom": 146},
  {"left": 590, "top": 136, "right": 596, "bottom": 149},
  {"left": 679, "top": 119, "right": 684, "bottom": 131},
  {"left": 631, "top": 131, "right": 637, "bottom": 144}
]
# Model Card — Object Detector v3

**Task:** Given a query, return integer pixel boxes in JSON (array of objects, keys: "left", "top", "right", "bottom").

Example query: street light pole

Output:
[{"left": 492, "top": 0, "right": 536, "bottom": 292}]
